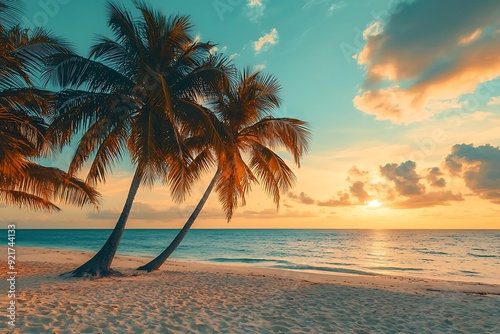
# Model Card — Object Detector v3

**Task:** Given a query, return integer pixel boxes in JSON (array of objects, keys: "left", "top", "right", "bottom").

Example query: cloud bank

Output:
[{"left": 291, "top": 144, "right": 500, "bottom": 209}]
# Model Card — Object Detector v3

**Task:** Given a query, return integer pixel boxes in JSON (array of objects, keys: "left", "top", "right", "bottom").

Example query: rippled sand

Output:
[{"left": 1, "top": 247, "right": 499, "bottom": 333}]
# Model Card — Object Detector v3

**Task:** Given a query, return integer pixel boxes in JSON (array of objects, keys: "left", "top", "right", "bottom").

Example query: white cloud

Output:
[
  {"left": 327, "top": 2, "right": 347, "bottom": 16},
  {"left": 248, "top": 0, "right": 262, "bottom": 6},
  {"left": 229, "top": 53, "right": 240, "bottom": 60},
  {"left": 253, "top": 28, "right": 279, "bottom": 53},
  {"left": 247, "top": 0, "right": 266, "bottom": 21},
  {"left": 209, "top": 45, "right": 227, "bottom": 55}
]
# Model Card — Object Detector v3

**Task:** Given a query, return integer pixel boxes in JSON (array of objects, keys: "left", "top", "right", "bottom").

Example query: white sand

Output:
[{"left": 1, "top": 247, "right": 499, "bottom": 333}]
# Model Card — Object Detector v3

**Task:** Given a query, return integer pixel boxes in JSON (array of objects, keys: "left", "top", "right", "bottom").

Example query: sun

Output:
[{"left": 366, "top": 199, "right": 383, "bottom": 208}]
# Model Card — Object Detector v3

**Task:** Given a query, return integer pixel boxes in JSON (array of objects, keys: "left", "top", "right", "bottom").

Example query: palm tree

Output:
[
  {"left": 43, "top": 1, "right": 230, "bottom": 277},
  {"left": 137, "top": 69, "right": 311, "bottom": 271},
  {"left": 0, "top": 1, "right": 100, "bottom": 211}
]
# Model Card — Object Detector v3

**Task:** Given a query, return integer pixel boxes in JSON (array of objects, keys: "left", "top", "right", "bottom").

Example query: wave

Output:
[
  {"left": 367, "top": 266, "right": 424, "bottom": 272},
  {"left": 326, "top": 262, "right": 354, "bottom": 266},
  {"left": 421, "top": 251, "right": 448, "bottom": 255},
  {"left": 460, "top": 270, "right": 479, "bottom": 275},
  {"left": 209, "top": 257, "right": 292, "bottom": 265},
  {"left": 467, "top": 253, "right": 499, "bottom": 258},
  {"left": 273, "top": 264, "right": 375, "bottom": 276}
]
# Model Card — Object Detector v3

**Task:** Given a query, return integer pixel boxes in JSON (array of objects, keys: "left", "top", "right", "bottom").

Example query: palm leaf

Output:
[
  {"left": 43, "top": 53, "right": 134, "bottom": 91},
  {"left": 0, "top": 0, "right": 22, "bottom": 28},
  {"left": 0, "top": 189, "right": 60, "bottom": 211},
  {"left": 240, "top": 117, "right": 311, "bottom": 166},
  {"left": 249, "top": 142, "right": 296, "bottom": 206}
]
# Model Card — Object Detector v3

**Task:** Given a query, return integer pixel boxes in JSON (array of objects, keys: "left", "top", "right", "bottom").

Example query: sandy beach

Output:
[
  {"left": 0, "top": 247, "right": 498, "bottom": 333},
  {"left": 2, "top": 0, "right": 500, "bottom": 332}
]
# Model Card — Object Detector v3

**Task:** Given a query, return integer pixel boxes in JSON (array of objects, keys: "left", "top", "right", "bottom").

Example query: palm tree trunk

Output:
[
  {"left": 137, "top": 170, "right": 220, "bottom": 271},
  {"left": 71, "top": 170, "right": 142, "bottom": 277}
]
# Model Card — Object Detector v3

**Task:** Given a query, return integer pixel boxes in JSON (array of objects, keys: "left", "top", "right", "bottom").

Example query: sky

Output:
[{"left": 3, "top": 0, "right": 500, "bottom": 229}]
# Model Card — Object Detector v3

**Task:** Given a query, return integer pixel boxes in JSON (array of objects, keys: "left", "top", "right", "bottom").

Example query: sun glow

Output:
[{"left": 366, "top": 199, "right": 383, "bottom": 208}]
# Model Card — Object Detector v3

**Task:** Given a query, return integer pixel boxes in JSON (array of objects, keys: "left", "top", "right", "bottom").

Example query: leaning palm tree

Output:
[
  {"left": 0, "top": 3, "right": 100, "bottom": 211},
  {"left": 137, "top": 69, "right": 311, "bottom": 271},
  {"left": 43, "top": 1, "right": 229, "bottom": 276}
]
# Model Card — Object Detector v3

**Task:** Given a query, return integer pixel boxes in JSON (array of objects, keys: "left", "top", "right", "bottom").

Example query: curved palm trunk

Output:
[
  {"left": 137, "top": 171, "right": 220, "bottom": 272},
  {"left": 71, "top": 170, "right": 142, "bottom": 277}
]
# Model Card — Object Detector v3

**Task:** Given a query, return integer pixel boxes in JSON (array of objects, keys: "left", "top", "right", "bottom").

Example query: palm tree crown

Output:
[
  {"left": 0, "top": 1, "right": 100, "bottom": 211},
  {"left": 209, "top": 69, "right": 311, "bottom": 220},
  {"left": 45, "top": 0, "right": 230, "bottom": 196}
]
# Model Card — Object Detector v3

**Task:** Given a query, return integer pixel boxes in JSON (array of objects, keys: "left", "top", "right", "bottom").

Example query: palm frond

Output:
[
  {"left": 0, "top": 163, "right": 101, "bottom": 210},
  {"left": 86, "top": 116, "right": 130, "bottom": 185},
  {"left": 43, "top": 53, "right": 134, "bottom": 91},
  {"left": 48, "top": 90, "right": 130, "bottom": 146},
  {"left": 175, "top": 99, "right": 227, "bottom": 156},
  {"left": 0, "top": 188, "right": 60, "bottom": 211},
  {"left": 249, "top": 142, "right": 296, "bottom": 206},
  {"left": 107, "top": 1, "right": 145, "bottom": 58},
  {"left": 89, "top": 35, "right": 138, "bottom": 79},
  {"left": 240, "top": 117, "right": 311, "bottom": 166},
  {"left": 68, "top": 115, "right": 121, "bottom": 178},
  {"left": 216, "top": 149, "right": 258, "bottom": 220},
  {"left": 8, "top": 26, "right": 73, "bottom": 77},
  {"left": 0, "top": 0, "right": 22, "bottom": 28},
  {"left": 172, "top": 53, "right": 234, "bottom": 101},
  {"left": 0, "top": 87, "right": 54, "bottom": 117}
]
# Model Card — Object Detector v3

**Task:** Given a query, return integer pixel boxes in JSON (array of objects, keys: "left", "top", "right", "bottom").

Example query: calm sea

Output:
[{"left": 13, "top": 229, "right": 500, "bottom": 284}]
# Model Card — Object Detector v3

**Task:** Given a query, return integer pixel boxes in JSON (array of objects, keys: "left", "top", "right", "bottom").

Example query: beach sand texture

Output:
[{"left": 1, "top": 247, "right": 499, "bottom": 333}]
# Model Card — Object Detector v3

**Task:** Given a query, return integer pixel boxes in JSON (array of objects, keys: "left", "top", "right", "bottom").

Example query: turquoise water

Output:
[{"left": 13, "top": 229, "right": 500, "bottom": 284}]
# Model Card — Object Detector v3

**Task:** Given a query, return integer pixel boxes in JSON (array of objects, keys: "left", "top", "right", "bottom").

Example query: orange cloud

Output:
[
  {"left": 354, "top": 0, "right": 500, "bottom": 124},
  {"left": 288, "top": 191, "right": 315, "bottom": 205},
  {"left": 317, "top": 192, "right": 352, "bottom": 207},
  {"left": 253, "top": 28, "right": 279, "bottom": 53},
  {"left": 389, "top": 191, "right": 464, "bottom": 209}
]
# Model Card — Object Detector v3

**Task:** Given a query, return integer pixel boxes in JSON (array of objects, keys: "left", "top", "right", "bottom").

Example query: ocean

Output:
[{"left": 14, "top": 229, "right": 500, "bottom": 284}]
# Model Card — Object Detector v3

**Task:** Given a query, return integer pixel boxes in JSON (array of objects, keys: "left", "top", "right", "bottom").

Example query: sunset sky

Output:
[{"left": 3, "top": 0, "right": 500, "bottom": 229}]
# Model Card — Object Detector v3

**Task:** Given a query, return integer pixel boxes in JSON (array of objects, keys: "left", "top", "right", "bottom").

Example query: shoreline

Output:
[
  {"left": 1, "top": 247, "right": 499, "bottom": 332},
  {"left": 14, "top": 229, "right": 500, "bottom": 286},
  {"left": 10, "top": 246, "right": 500, "bottom": 295}
]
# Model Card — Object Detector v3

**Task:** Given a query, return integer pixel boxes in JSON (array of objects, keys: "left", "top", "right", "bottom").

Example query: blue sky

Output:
[
  {"left": 22, "top": 0, "right": 394, "bottom": 153},
  {"left": 4, "top": 0, "right": 500, "bottom": 229}
]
